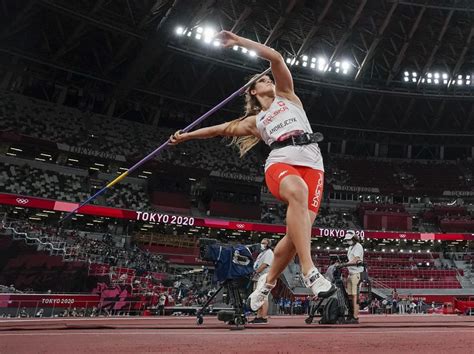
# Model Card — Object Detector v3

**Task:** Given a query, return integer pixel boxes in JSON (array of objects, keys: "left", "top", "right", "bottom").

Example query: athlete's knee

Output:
[
  {"left": 274, "top": 244, "right": 295, "bottom": 259},
  {"left": 281, "top": 179, "right": 308, "bottom": 205},
  {"left": 289, "top": 188, "right": 308, "bottom": 206}
]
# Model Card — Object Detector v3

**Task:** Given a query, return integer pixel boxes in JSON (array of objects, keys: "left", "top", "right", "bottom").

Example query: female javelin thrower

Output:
[{"left": 170, "top": 31, "right": 336, "bottom": 312}]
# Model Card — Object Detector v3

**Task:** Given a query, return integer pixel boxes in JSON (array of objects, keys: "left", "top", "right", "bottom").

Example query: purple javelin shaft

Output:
[
  {"left": 127, "top": 67, "right": 271, "bottom": 175},
  {"left": 59, "top": 67, "right": 271, "bottom": 223}
]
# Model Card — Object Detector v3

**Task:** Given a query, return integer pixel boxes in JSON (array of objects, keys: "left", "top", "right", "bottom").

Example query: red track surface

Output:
[{"left": 0, "top": 315, "right": 473, "bottom": 353}]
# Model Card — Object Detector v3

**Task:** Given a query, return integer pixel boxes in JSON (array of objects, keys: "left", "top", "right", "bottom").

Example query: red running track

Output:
[{"left": 0, "top": 315, "right": 473, "bottom": 354}]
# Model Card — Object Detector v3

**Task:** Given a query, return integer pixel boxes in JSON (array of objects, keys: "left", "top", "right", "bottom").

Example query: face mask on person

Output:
[
  {"left": 260, "top": 243, "right": 267, "bottom": 251},
  {"left": 347, "top": 240, "right": 354, "bottom": 246}
]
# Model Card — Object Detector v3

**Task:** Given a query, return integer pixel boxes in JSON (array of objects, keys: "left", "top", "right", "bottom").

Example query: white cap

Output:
[{"left": 343, "top": 230, "right": 355, "bottom": 240}]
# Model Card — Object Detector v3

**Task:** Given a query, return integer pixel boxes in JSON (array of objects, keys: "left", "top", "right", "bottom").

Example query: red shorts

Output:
[{"left": 265, "top": 163, "right": 324, "bottom": 214}]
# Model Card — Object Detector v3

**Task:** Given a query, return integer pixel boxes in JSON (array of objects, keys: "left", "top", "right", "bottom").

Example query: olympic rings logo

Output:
[
  {"left": 16, "top": 198, "right": 29, "bottom": 205},
  {"left": 236, "top": 224, "right": 246, "bottom": 229}
]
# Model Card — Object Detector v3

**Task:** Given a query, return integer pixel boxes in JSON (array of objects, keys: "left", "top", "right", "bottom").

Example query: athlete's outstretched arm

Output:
[
  {"left": 217, "top": 31, "right": 301, "bottom": 105},
  {"left": 169, "top": 115, "right": 258, "bottom": 145}
]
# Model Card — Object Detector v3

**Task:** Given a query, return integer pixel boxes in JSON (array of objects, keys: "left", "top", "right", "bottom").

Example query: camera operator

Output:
[
  {"left": 250, "top": 238, "right": 274, "bottom": 324},
  {"left": 341, "top": 231, "right": 364, "bottom": 323}
]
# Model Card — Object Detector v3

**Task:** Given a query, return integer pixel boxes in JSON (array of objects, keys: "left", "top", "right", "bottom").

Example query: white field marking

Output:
[
  {"left": 0, "top": 329, "right": 473, "bottom": 337},
  {"left": 0, "top": 314, "right": 468, "bottom": 329}
]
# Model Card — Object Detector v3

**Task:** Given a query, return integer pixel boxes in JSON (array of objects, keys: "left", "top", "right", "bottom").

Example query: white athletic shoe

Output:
[
  {"left": 302, "top": 268, "right": 336, "bottom": 298},
  {"left": 248, "top": 274, "right": 275, "bottom": 311}
]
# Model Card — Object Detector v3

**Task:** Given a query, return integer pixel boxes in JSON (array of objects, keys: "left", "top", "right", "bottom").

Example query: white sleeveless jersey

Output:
[{"left": 256, "top": 96, "right": 324, "bottom": 172}]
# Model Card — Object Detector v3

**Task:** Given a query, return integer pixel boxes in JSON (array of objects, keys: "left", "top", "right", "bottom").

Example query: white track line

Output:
[
  {"left": 0, "top": 314, "right": 460, "bottom": 324},
  {"left": 0, "top": 329, "right": 473, "bottom": 337}
]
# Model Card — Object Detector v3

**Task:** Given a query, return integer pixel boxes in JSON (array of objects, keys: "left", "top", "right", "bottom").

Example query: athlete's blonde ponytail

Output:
[{"left": 228, "top": 74, "right": 263, "bottom": 157}]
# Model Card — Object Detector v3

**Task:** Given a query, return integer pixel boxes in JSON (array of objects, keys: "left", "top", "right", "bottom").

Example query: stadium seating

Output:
[
  {"left": 0, "top": 162, "right": 150, "bottom": 210},
  {"left": 3, "top": 90, "right": 471, "bottom": 198},
  {"left": 327, "top": 156, "right": 469, "bottom": 196},
  {"left": 0, "top": 91, "right": 262, "bottom": 177},
  {"left": 305, "top": 249, "right": 462, "bottom": 289}
]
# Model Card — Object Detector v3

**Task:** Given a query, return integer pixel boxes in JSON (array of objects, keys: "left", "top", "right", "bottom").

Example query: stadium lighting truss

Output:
[
  {"left": 285, "top": 56, "right": 353, "bottom": 76},
  {"left": 176, "top": 25, "right": 221, "bottom": 47},
  {"left": 175, "top": 25, "right": 354, "bottom": 76},
  {"left": 403, "top": 71, "right": 472, "bottom": 87},
  {"left": 175, "top": 26, "right": 472, "bottom": 88}
]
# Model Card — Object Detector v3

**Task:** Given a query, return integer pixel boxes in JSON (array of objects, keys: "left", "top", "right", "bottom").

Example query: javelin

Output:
[{"left": 59, "top": 67, "right": 272, "bottom": 223}]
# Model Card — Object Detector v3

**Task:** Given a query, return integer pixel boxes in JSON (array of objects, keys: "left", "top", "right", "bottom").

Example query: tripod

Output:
[{"left": 196, "top": 278, "right": 247, "bottom": 328}]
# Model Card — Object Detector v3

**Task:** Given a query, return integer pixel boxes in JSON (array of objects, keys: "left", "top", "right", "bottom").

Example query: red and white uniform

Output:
[
  {"left": 256, "top": 96, "right": 324, "bottom": 172},
  {"left": 256, "top": 96, "right": 325, "bottom": 214}
]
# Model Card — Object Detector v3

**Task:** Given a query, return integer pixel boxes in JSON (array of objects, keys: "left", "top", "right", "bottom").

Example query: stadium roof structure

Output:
[{"left": 1, "top": 0, "right": 474, "bottom": 142}]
